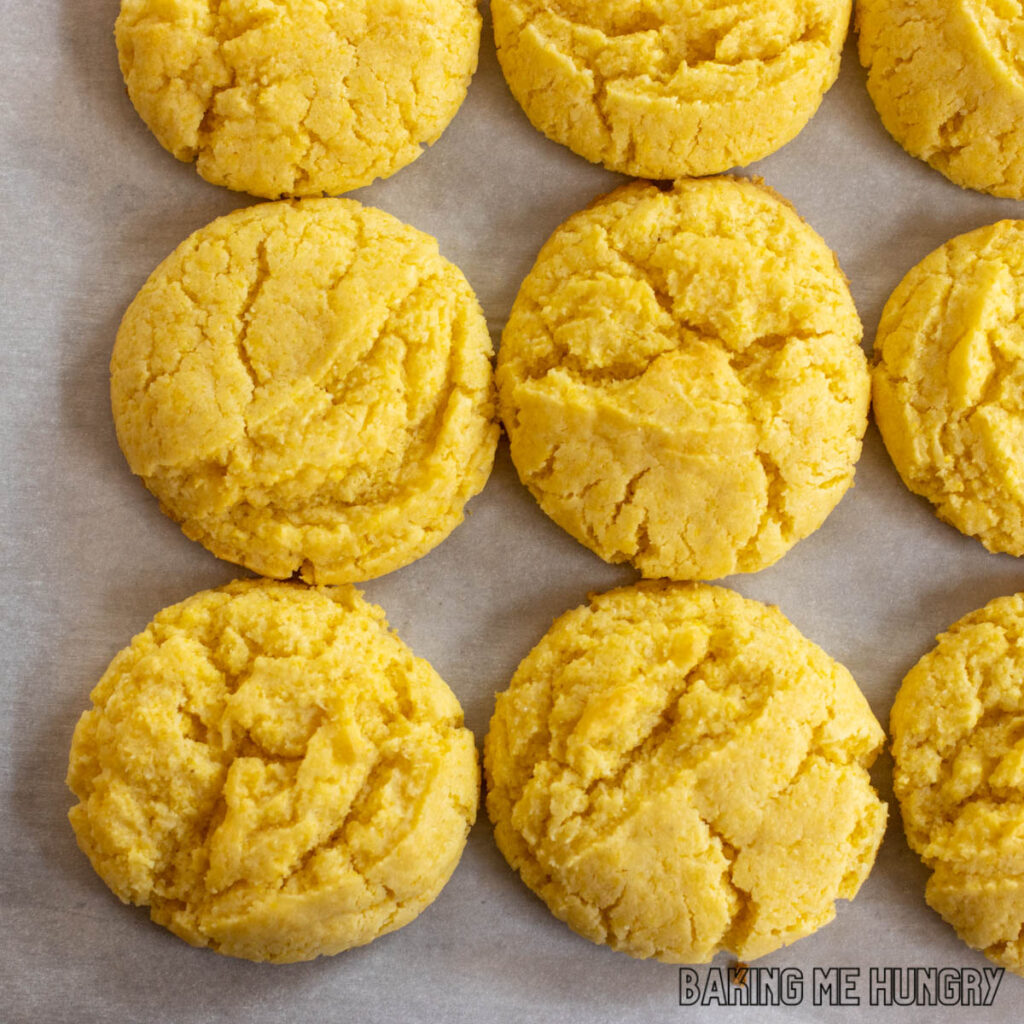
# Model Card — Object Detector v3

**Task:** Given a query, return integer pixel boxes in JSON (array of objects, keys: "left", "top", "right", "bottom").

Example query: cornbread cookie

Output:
[
  {"left": 111, "top": 198, "right": 498, "bottom": 583},
  {"left": 857, "top": 0, "right": 1024, "bottom": 198},
  {"left": 872, "top": 220, "right": 1024, "bottom": 555},
  {"left": 485, "top": 581, "right": 887, "bottom": 963},
  {"left": 66, "top": 580, "right": 479, "bottom": 963},
  {"left": 891, "top": 593, "right": 1024, "bottom": 976},
  {"left": 115, "top": 0, "right": 480, "bottom": 198},
  {"left": 497, "top": 178, "right": 869, "bottom": 581},
  {"left": 492, "top": 0, "right": 852, "bottom": 178}
]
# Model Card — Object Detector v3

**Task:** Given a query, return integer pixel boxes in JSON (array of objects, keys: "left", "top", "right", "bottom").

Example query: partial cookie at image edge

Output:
[
  {"left": 115, "top": 0, "right": 482, "bottom": 198},
  {"left": 857, "top": 0, "right": 1024, "bottom": 199},
  {"left": 891, "top": 591, "right": 1024, "bottom": 976},
  {"left": 493, "top": 0, "right": 853, "bottom": 178},
  {"left": 871, "top": 218, "right": 1024, "bottom": 556}
]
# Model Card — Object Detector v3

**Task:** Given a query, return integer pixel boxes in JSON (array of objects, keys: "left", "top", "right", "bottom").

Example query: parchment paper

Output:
[{"left": 3, "top": 3, "right": 1023, "bottom": 1022}]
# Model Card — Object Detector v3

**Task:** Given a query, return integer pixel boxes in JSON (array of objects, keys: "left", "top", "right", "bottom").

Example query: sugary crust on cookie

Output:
[
  {"left": 115, "top": 0, "right": 481, "bottom": 198},
  {"left": 891, "top": 592, "right": 1024, "bottom": 975},
  {"left": 857, "top": 0, "right": 1024, "bottom": 198},
  {"left": 492, "top": 0, "right": 851, "bottom": 177},
  {"left": 485, "top": 581, "right": 886, "bottom": 963},
  {"left": 872, "top": 220, "right": 1024, "bottom": 555},
  {"left": 497, "top": 177, "right": 869, "bottom": 581},
  {"left": 111, "top": 198, "right": 498, "bottom": 584},
  {"left": 66, "top": 580, "right": 479, "bottom": 963}
]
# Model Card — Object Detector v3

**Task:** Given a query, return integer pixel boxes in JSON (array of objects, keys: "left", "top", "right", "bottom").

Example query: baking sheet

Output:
[{"left": 4, "top": 3, "right": 1024, "bottom": 1022}]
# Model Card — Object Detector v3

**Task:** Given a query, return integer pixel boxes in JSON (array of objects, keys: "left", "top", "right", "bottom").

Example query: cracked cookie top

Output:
[
  {"left": 111, "top": 198, "right": 498, "bottom": 583},
  {"left": 857, "top": 0, "right": 1024, "bottom": 198},
  {"left": 115, "top": 0, "right": 481, "bottom": 197},
  {"left": 891, "top": 592, "right": 1024, "bottom": 975},
  {"left": 496, "top": 178, "right": 869, "bottom": 581},
  {"left": 66, "top": 579, "right": 479, "bottom": 963},
  {"left": 492, "top": 0, "right": 851, "bottom": 177},
  {"left": 872, "top": 220, "right": 1024, "bottom": 555},
  {"left": 484, "top": 581, "right": 886, "bottom": 963}
]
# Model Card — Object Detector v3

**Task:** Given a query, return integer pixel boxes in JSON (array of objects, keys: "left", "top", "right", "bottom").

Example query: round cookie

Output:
[
  {"left": 857, "top": 0, "right": 1024, "bottom": 198},
  {"left": 484, "top": 581, "right": 887, "bottom": 963},
  {"left": 492, "top": 0, "right": 852, "bottom": 178},
  {"left": 66, "top": 580, "right": 479, "bottom": 963},
  {"left": 891, "top": 593, "right": 1024, "bottom": 976},
  {"left": 872, "top": 220, "right": 1024, "bottom": 556},
  {"left": 111, "top": 198, "right": 498, "bottom": 584},
  {"left": 115, "top": 0, "right": 481, "bottom": 198},
  {"left": 497, "top": 177, "right": 869, "bottom": 581}
]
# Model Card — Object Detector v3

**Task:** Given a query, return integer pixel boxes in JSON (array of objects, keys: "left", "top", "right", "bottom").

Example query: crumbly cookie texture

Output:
[
  {"left": 857, "top": 0, "right": 1024, "bottom": 198},
  {"left": 492, "top": 0, "right": 851, "bottom": 178},
  {"left": 67, "top": 580, "right": 479, "bottom": 963},
  {"left": 111, "top": 198, "right": 498, "bottom": 584},
  {"left": 891, "top": 593, "right": 1024, "bottom": 976},
  {"left": 115, "top": 0, "right": 480, "bottom": 198},
  {"left": 485, "top": 581, "right": 886, "bottom": 963},
  {"left": 497, "top": 178, "right": 869, "bottom": 581},
  {"left": 872, "top": 220, "right": 1024, "bottom": 555}
]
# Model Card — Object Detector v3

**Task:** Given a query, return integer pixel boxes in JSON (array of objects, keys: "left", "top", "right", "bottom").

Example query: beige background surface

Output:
[{"left": 3, "top": 2, "right": 1023, "bottom": 1021}]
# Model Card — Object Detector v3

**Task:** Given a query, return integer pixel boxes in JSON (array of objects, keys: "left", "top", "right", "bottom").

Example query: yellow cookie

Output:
[
  {"left": 492, "top": 0, "right": 852, "bottom": 178},
  {"left": 872, "top": 221, "right": 1024, "bottom": 556},
  {"left": 115, "top": 0, "right": 480, "bottom": 198},
  {"left": 111, "top": 198, "right": 498, "bottom": 583},
  {"left": 497, "top": 178, "right": 869, "bottom": 581},
  {"left": 891, "top": 593, "right": 1024, "bottom": 976},
  {"left": 66, "top": 580, "right": 479, "bottom": 963},
  {"left": 485, "top": 581, "right": 886, "bottom": 963},
  {"left": 857, "top": 0, "right": 1024, "bottom": 198}
]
